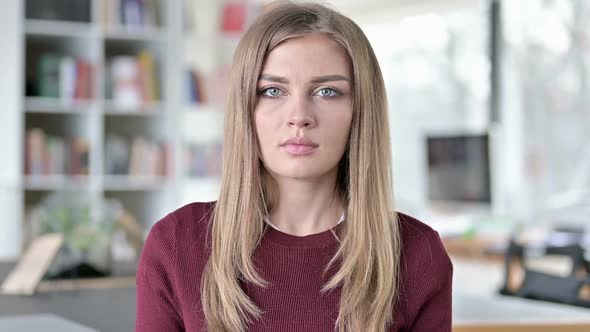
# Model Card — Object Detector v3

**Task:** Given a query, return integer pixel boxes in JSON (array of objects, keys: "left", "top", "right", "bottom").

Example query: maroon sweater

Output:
[{"left": 136, "top": 201, "right": 453, "bottom": 331}]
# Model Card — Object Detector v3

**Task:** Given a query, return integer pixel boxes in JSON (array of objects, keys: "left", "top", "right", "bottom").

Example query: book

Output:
[
  {"left": 105, "top": 134, "right": 129, "bottom": 175},
  {"left": 188, "top": 69, "right": 214, "bottom": 105},
  {"left": 185, "top": 143, "right": 222, "bottom": 177},
  {"left": 45, "top": 136, "right": 66, "bottom": 174},
  {"left": 110, "top": 52, "right": 159, "bottom": 109},
  {"left": 187, "top": 70, "right": 197, "bottom": 103},
  {"left": 101, "top": 0, "right": 159, "bottom": 28},
  {"left": 67, "top": 138, "right": 90, "bottom": 176},
  {"left": 110, "top": 56, "right": 142, "bottom": 109},
  {"left": 220, "top": 2, "right": 263, "bottom": 34},
  {"left": 76, "top": 138, "right": 90, "bottom": 175},
  {"left": 37, "top": 54, "right": 61, "bottom": 98},
  {"left": 25, "top": 129, "right": 91, "bottom": 176},
  {"left": 121, "top": 0, "right": 144, "bottom": 26},
  {"left": 196, "top": 71, "right": 207, "bottom": 103},
  {"left": 35, "top": 54, "right": 93, "bottom": 101},
  {"left": 221, "top": 2, "right": 246, "bottom": 33},
  {"left": 105, "top": 135, "right": 167, "bottom": 177},
  {"left": 59, "top": 57, "right": 76, "bottom": 102},
  {"left": 102, "top": 0, "right": 122, "bottom": 26},
  {"left": 187, "top": 69, "right": 208, "bottom": 104},
  {"left": 25, "top": 128, "right": 46, "bottom": 175},
  {"left": 160, "top": 143, "right": 170, "bottom": 176},
  {"left": 74, "top": 59, "right": 93, "bottom": 100},
  {"left": 137, "top": 50, "right": 158, "bottom": 103},
  {"left": 128, "top": 136, "right": 146, "bottom": 176}
]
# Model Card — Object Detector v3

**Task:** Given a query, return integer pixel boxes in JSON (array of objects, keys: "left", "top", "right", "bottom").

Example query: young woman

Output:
[{"left": 136, "top": 1, "right": 453, "bottom": 331}]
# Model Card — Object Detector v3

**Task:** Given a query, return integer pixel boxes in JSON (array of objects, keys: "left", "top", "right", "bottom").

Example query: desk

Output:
[
  {"left": 0, "top": 261, "right": 136, "bottom": 332},
  {"left": 0, "top": 314, "right": 99, "bottom": 332},
  {"left": 2, "top": 259, "right": 590, "bottom": 332},
  {"left": 451, "top": 257, "right": 590, "bottom": 332}
]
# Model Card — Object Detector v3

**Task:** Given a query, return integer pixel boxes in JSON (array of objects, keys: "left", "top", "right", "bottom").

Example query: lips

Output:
[
  {"left": 280, "top": 136, "right": 319, "bottom": 155},
  {"left": 280, "top": 136, "right": 319, "bottom": 147}
]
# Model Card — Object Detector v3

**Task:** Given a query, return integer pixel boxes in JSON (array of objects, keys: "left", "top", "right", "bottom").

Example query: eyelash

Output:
[{"left": 256, "top": 87, "right": 342, "bottom": 98}]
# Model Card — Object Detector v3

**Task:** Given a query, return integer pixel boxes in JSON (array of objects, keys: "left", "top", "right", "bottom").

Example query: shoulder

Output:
[
  {"left": 138, "top": 201, "right": 216, "bottom": 281},
  {"left": 396, "top": 211, "right": 451, "bottom": 268},
  {"left": 394, "top": 212, "right": 454, "bottom": 331},
  {"left": 147, "top": 201, "right": 216, "bottom": 243},
  {"left": 170, "top": 200, "right": 216, "bottom": 226},
  {"left": 395, "top": 211, "right": 453, "bottom": 297}
]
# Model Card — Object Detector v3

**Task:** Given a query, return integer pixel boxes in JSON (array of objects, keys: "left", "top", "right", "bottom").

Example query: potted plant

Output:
[{"left": 28, "top": 191, "right": 121, "bottom": 279}]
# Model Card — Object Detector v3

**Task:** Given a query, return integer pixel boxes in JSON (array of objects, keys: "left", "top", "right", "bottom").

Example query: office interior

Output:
[{"left": 0, "top": 0, "right": 589, "bottom": 331}]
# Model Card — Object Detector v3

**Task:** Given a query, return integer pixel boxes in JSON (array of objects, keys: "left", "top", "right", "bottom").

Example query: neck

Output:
[{"left": 266, "top": 169, "right": 344, "bottom": 236}]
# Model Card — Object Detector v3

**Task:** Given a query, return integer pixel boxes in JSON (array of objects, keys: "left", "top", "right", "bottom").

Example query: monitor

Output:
[{"left": 426, "top": 132, "right": 492, "bottom": 209}]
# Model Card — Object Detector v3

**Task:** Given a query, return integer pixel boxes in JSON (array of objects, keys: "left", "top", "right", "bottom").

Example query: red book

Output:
[
  {"left": 221, "top": 2, "right": 245, "bottom": 33},
  {"left": 66, "top": 138, "right": 89, "bottom": 175},
  {"left": 25, "top": 128, "right": 46, "bottom": 175},
  {"left": 86, "top": 61, "right": 94, "bottom": 99},
  {"left": 194, "top": 71, "right": 208, "bottom": 104},
  {"left": 74, "top": 60, "right": 90, "bottom": 100}
]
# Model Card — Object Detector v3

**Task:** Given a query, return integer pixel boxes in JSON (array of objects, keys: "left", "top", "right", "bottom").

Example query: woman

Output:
[{"left": 136, "top": 1, "right": 453, "bottom": 331}]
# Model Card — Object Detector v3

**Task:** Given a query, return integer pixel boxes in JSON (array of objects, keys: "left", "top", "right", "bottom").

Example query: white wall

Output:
[
  {"left": 0, "top": 0, "right": 23, "bottom": 260},
  {"left": 356, "top": 0, "right": 498, "bottom": 220},
  {"left": 341, "top": 0, "right": 479, "bottom": 25}
]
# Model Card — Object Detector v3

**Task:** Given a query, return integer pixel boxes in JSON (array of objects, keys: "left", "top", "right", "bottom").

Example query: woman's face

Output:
[{"left": 254, "top": 34, "right": 353, "bottom": 181}]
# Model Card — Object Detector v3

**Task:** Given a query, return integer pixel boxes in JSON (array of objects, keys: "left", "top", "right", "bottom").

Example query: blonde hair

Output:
[{"left": 201, "top": 1, "right": 401, "bottom": 331}]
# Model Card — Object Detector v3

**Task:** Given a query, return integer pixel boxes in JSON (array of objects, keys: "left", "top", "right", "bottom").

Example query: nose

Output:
[{"left": 288, "top": 94, "right": 315, "bottom": 129}]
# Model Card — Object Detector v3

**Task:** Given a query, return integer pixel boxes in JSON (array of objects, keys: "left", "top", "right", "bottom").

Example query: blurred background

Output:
[{"left": 0, "top": 0, "right": 589, "bottom": 331}]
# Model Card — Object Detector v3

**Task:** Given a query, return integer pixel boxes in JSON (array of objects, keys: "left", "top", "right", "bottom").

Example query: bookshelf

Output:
[
  {"left": 179, "top": 0, "right": 263, "bottom": 204},
  {"left": 25, "top": 20, "right": 95, "bottom": 39},
  {"left": 18, "top": 0, "right": 176, "bottom": 261},
  {"left": 0, "top": 0, "right": 263, "bottom": 260}
]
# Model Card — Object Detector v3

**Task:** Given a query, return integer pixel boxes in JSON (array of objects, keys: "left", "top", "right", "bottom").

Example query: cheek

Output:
[
  {"left": 254, "top": 111, "right": 278, "bottom": 149},
  {"left": 323, "top": 112, "right": 353, "bottom": 145}
]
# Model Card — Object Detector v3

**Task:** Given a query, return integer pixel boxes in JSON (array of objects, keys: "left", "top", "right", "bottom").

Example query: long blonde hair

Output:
[{"left": 201, "top": 1, "right": 401, "bottom": 331}]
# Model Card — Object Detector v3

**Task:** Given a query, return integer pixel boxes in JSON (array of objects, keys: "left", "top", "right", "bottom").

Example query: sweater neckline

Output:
[
  {"left": 264, "top": 212, "right": 346, "bottom": 231},
  {"left": 263, "top": 220, "right": 345, "bottom": 248}
]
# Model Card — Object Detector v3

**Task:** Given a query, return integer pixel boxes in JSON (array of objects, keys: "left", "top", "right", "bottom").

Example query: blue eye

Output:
[
  {"left": 259, "top": 87, "right": 283, "bottom": 98},
  {"left": 257, "top": 87, "right": 342, "bottom": 98},
  {"left": 316, "top": 88, "right": 340, "bottom": 97}
]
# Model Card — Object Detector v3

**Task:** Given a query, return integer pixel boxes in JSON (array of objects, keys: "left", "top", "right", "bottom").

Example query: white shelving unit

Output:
[
  {"left": 0, "top": 0, "right": 269, "bottom": 260},
  {"left": 24, "top": 97, "right": 99, "bottom": 114},
  {"left": 19, "top": 0, "right": 175, "bottom": 260},
  {"left": 178, "top": 0, "right": 233, "bottom": 206},
  {"left": 0, "top": 0, "right": 243, "bottom": 260}
]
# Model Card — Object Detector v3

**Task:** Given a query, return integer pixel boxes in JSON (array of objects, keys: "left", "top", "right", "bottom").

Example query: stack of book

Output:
[
  {"left": 32, "top": 54, "right": 94, "bottom": 101},
  {"left": 105, "top": 134, "right": 170, "bottom": 177},
  {"left": 108, "top": 51, "right": 159, "bottom": 109},
  {"left": 25, "top": 128, "right": 90, "bottom": 176},
  {"left": 101, "top": 0, "right": 161, "bottom": 27},
  {"left": 186, "top": 69, "right": 208, "bottom": 105},
  {"left": 220, "top": 1, "right": 262, "bottom": 34},
  {"left": 184, "top": 143, "right": 222, "bottom": 177}
]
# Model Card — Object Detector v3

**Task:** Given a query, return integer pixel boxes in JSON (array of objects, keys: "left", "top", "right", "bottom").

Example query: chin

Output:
[
  {"left": 274, "top": 169, "right": 318, "bottom": 179},
  {"left": 274, "top": 164, "right": 335, "bottom": 180}
]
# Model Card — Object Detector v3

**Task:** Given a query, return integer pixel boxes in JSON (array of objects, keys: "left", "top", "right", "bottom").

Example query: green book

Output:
[{"left": 37, "top": 54, "right": 61, "bottom": 98}]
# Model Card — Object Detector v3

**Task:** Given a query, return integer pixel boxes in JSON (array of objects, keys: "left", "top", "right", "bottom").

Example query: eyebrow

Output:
[{"left": 258, "top": 74, "right": 351, "bottom": 84}]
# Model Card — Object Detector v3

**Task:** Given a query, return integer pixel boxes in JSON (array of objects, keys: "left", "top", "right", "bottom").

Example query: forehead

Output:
[{"left": 260, "top": 34, "right": 351, "bottom": 78}]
